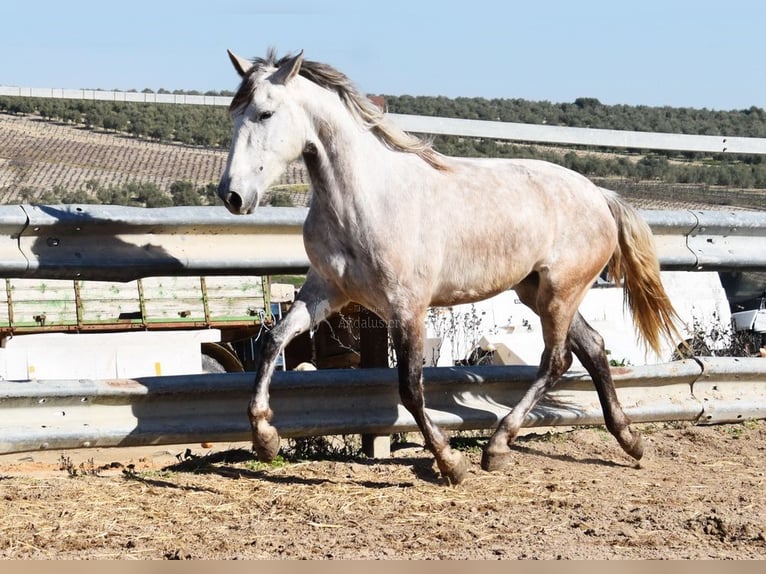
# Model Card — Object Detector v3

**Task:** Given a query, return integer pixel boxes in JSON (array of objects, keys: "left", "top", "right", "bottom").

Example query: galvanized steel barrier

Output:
[
  {"left": 1, "top": 358, "right": 764, "bottom": 455},
  {"left": 643, "top": 210, "right": 766, "bottom": 271},
  {"left": 0, "top": 204, "right": 310, "bottom": 281},
  {"left": 389, "top": 113, "right": 766, "bottom": 155},
  {"left": 0, "top": 205, "right": 765, "bottom": 281}
]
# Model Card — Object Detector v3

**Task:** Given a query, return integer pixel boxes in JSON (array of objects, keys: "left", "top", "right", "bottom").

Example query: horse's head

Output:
[{"left": 218, "top": 50, "right": 309, "bottom": 214}]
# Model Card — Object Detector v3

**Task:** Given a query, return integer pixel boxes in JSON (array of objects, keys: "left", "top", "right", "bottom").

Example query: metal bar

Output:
[
  {"left": 687, "top": 211, "right": 766, "bottom": 270},
  {"left": 11, "top": 204, "right": 310, "bottom": 280},
  {"left": 0, "top": 86, "right": 231, "bottom": 107},
  {"left": 5, "top": 359, "right": 759, "bottom": 456},
  {"left": 389, "top": 114, "right": 766, "bottom": 155},
  {"left": 0, "top": 205, "right": 764, "bottom": 281},
  {"left": 693, "top": 357, "right": 766, "bottom": 423},
  {"left": 640, "top": 210, "right": 701, "bottom": 269},
  {"left": 0, "top": 207, "right": 30, "bottom": 276}
]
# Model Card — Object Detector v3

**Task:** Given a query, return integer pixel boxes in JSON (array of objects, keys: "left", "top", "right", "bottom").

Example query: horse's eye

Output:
[{"left": 257, "top": 111, "right": 273, "bottom": 122}]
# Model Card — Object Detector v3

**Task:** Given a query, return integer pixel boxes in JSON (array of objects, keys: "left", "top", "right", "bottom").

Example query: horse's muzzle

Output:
[{"left": 218, "top": 177, "right": 253, "bottom": 214}]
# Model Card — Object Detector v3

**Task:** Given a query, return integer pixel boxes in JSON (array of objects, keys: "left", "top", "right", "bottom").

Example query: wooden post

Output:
[{"left": 358, "top": 306, "right": 391, "bottom": 459}]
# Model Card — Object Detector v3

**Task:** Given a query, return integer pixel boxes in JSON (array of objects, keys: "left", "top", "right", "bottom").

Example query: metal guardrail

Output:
[
  {"left": 0, "top": 205, "right": 765, "bottom": 281},
  {"left": 642, "top": 210, "right": 766, "bottom": 270},
  {"left": 1, "top": 358, "right": 764, "bottom": 455},
  {"left": 0, "top": 86, "right": 230, "bottom": 107},
  {"left": 0, "top": 204, "right": 310, "bottom": 280},
  {"left": 389, "top": 114, "right": 766, "bottom": 155}
]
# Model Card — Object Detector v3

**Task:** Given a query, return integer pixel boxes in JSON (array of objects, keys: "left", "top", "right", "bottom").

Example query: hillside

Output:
[
  {"left": 0, "top": 111, "right": 762, "bottom": 211},
  {"left": 0, "top": 114, "right": 309, "bottom": 206}
]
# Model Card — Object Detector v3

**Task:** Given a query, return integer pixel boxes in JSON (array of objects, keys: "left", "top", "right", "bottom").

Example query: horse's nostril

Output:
[{"left": 226, "top": 191, "right": 243, "bottom": 211}]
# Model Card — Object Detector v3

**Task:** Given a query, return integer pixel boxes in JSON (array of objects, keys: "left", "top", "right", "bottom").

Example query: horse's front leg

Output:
[
  {"left": 249, "top": 270, "right": 347, "bottom": 461},
  {"left": 391, "top": 314, "right": 470, "bottom": 485}
]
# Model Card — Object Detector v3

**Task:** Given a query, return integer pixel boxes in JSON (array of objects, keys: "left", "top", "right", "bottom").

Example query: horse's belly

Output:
[{"left": 430, "top": 260, "right": 529, "bottom": 307}]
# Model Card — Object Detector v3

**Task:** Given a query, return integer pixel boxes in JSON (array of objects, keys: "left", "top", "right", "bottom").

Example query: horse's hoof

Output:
[
  {"left": 443, "top": 457, "right": 470, "bottom": 486},
  {"left": 618, "top": 428, "right": 644, "bottom": 460},
  {"left": 439, "top": 451, "right": 471, "bottom": 486},
  {"left": 481, "top": 447, "right": 514, "bottom": 472},
  {"left": 252, "top": 421, "right": 280, "bottom": 462},
  {"left": 627, "top": 433, "right": 644, "bottom": 460}
]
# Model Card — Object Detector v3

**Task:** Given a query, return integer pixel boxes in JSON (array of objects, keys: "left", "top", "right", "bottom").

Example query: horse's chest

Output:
[{"left": 305, "top": 232, "right": 373, "bottom": 282}]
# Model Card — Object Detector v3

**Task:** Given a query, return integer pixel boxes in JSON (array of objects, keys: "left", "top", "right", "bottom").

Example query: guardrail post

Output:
[{"left": 359, "top": 306, "right": 392, "bottom": 458}]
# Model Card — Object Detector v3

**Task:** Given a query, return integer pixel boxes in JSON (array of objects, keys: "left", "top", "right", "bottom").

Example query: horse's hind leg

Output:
[
  {"left": 481, "top": 274, "right": 578, "bottom": 472},
  {"left": 481, "top": 343, "right": 572, "bottom": 471},
  {"left": 391, "top": 312, "right": 470, "bottom": 485},
  {"left": 249, "top": 270, "right": 347, "bottom": 462},
  {"left": 568, "top": 313, "right": 643, "bottom": 460}
]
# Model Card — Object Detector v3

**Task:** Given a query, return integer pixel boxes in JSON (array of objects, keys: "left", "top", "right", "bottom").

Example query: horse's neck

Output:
[{"left": 303, "top": 118, "right": 398, "bottom": 225}]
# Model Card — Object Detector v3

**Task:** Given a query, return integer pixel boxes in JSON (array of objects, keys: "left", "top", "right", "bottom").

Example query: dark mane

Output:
[{"left": 229, "top": 49, "right": 449, "bottom": 171}]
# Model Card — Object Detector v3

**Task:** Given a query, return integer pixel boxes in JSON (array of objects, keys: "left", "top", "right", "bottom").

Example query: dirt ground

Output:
[{"left": 0, "top": 420, "right": 764, "bottom": 560}]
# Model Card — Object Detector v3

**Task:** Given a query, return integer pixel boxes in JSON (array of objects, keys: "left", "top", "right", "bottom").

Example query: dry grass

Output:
[{"left": 1, "top": 421, "right": 765, "bottom": 559}]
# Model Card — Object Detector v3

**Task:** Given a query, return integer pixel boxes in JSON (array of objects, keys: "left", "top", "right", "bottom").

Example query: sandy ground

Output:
[{"left": 1, "top": 420, "right": 764, "bottom": 560}]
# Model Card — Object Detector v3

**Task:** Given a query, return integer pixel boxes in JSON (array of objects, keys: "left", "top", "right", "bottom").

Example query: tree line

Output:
[
  {"left": 4, "top": 93, "right": 765, "bottom": 141},
  {"left": 0, "top": 96, "right": 232, "bottom": 147},
  {"left": 14, "top": 179, "right": 222, "bottom": 208}
]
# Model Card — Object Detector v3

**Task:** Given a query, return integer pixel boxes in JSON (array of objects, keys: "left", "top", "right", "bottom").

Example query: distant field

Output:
[
  {"left": 0, "top": 114, "right": 308, "bottom": 204},
  {"left": 0, "top": 112, "right": 761, "bottom": 211}
]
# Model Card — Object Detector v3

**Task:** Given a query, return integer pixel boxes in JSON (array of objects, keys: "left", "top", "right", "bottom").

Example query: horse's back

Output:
[
  {"left": 447, "top": 157, "right": 603, "bottom": 198},
  {"left": 425, "top": 157, "right": 619, "bottom": 307}
]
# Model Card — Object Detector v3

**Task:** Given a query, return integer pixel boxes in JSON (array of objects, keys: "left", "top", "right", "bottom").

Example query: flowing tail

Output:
[{"left": 601, "top": 188, "right": 684, "bottom": 356}]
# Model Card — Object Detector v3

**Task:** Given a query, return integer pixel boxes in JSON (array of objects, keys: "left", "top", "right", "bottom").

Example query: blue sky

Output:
[{"left": 1, "top": 0, "right": 764, "bottom": 111}]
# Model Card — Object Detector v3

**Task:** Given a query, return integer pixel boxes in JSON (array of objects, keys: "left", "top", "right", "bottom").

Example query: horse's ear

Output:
[
  {"left": 271, "top": 50, "right": 304, "bottom": 85},
  {"left": 227, "top": 49, "right": 253, "bottom": 77}
]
